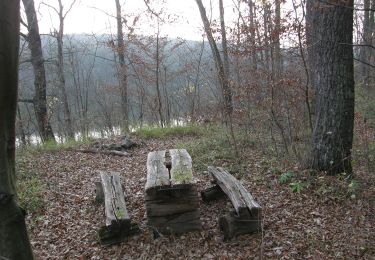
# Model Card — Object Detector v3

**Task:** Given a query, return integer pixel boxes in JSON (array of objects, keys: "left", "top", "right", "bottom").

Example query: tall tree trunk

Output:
[
  {"left": 115, "top": 0, "right": 129, "bottom": 132},
  {"left": 155, "top": 28, "right": 164, "bottom": 127},
  {"left": 0, "top": 0, "right": 35, "bottom": 258},
  {"left": 22, "top": 0, "right": 55, "bottom": 143},
  {"left": 306, "top": 0, "right": 355, "bottom": 175},
  {"left": 56, "top": 0, "right": 74, "bottom": 139},
  {"left": 274, "top": 0, "right": 282, "bottom": 76},
  {"left": 195, "top": 0, "right": 233, "bottom": 118},
  {"left": 360, "top": 0, "right": 370, "bottom": 87}
]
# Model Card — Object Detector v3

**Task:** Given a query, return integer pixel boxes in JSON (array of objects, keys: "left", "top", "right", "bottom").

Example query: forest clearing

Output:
[
  {"left": 16, "top": 123, "right": 375, "bottom": 259},
  {"left": 1, "top": 0, "right": 375, "bottom": 259}
]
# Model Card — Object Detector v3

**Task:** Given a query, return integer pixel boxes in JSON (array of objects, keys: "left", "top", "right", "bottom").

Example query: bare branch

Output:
[
  {"left": 41, "top": 2, "right": 59, "bottom": 15},
  {"left": 142, "top": 0, "right": 161, "bottom": 18},
  {"left": 18, "top": 98, "right": 35, "bottom": 103},
  {"left": 63, "top": 0, "right": 78, "bottom": 19},
  {"left": 354, "top": 58, "right": 375, "bottom": 69},
  {"left": 339, "top": 43, "right": 375, "bottom": 51},
  {"left": 319, "top": 0, "right": 375, "bottom": 11}
]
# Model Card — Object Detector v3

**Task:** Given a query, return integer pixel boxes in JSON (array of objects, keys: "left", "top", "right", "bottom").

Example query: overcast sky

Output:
[
  {"left": 25, "top": 0, "right": 217, "bottom": 40},
  {"left": 25, "top": 0, "right": 293, "bottom": 41}
]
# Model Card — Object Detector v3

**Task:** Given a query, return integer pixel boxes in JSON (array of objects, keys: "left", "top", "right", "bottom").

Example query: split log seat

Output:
[
  {"left": 95, "top": 171, "right": 140, "bottom": 245},
  {"left": 201, "top": 166, "right": 262, "bottom": 240},
  {"left": 145, "top": 149, "right": 201, "bottom": 236}
]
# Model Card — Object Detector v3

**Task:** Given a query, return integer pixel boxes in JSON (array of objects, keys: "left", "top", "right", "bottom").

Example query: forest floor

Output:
[{"left": 16, "top": 129, "right": 375, "bottom": 259}]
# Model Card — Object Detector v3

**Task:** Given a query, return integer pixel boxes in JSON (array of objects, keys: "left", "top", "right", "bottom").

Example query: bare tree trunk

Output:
[
  {"left": 195, "top": 0, "right": 233, "bottom": 118},
  {"left": 22, "top": 0, "right": 55, "bottom": 143},
  {"left": 56, "top": 0, "right": 74, "bottom": 139},
  {"left": 274, "top": 0, "right": 282, "bottom": 76},
  {"left": 155, "top": 28, "right": 164, "bottom": 127},
  {"left": 115, "top": 0, "right": 129, "bottom": 132},
  {"left": 0, "top": 1, "right": 35, "bottom": 258},
  {"left": 17, "top": 105, "right": 28, "bottom": 146},
  {"left": 360, "top": 0, "right": 371, "bottom": 87},
  {"left": 306, "top": 0, "right": 355, "bottom": 175}
]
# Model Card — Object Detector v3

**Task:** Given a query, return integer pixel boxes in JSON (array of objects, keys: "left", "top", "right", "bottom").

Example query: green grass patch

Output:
[
  {"left": 178, "top": 127, "right": 251, "bottom": 177},
  {"left": 18, "top": 138, "right": 93, "bottom": 154},
  {"left": 134, "top": 124, "right": 204, "bottom": 139},
  {"left": 16, "top": 158, "right": 45, "bottom": 213}
]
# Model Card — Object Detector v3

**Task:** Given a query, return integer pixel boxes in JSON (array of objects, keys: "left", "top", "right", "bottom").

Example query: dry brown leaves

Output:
[{"left": 20, "top": 136, "right": 375, "bottom": 259}]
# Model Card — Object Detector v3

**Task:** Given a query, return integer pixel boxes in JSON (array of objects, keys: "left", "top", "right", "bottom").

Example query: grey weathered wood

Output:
[
  {"left": 97, "top": 171, "right": 139, "bottom": 245},
  {"left": 145, "top": 150, "right": 170, "bottom": 192},
  {"left": 145, "top": 186, "right": 200, "bottom": 217},
  {"left": 145, "top": 149, "right": 201, "bottom": 236},
  {"left": 169, "top": 149, "right": 194, "bottom": 186},
  {"left": 148, "top": 210, "right": 201, "bottom": 236},
  {"left": 100, "top": 171, "right": 130, "bottom": 226},
  {"left": 206, "top": 166, "right": 262, "bottom": 240},
  {"left": 208, "top": 166, "right": 261, "bottom": 219}
]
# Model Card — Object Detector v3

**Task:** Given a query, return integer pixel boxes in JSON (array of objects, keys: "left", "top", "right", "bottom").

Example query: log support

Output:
[{"left": 95, "top": 171, "right": 140, "bottom": 245}]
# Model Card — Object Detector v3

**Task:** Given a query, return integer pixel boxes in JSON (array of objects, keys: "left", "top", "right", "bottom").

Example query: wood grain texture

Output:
[
  {"left": 97, "top": 171, "right": 139, "bottom": 245},
  {"left": 145, "top": 150, "right": 170, "bottom": 192},
  {"left": 99, "top": 171, "right": 130, "bottom": 226},
  {"left": 170, "top": 149, "right": 194, "bottom": 186},
  {"left": 208, "top": 166, "right": 261, "bottom": 219}
]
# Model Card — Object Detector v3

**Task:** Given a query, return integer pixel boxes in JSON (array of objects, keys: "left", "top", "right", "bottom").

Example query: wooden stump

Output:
[
  {"left": 201, "top": 185, "right": 226, "bottom": 202},
  {"left": 145, "top": 149, "right": 201, "bottom": 236},
  {"left": 96, "top": 171, "right": 140, "bottom": 245}
]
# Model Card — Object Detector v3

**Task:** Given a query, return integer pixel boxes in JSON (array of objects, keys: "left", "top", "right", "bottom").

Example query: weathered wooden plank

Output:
[
  {"left": 145, "top": 150, "right": 170, "bottom": 192},
  {"left": 208, "top": 166, "right": 261, "bottom": 219},
  {"left": 148, "top": 210, "right": 201, "bottom": 236},
  {"left": 100, "top": 171, "right": 130, "bottom": 226},
  {"left": 170, "top": 149, "right": 193, "bottom": 186},
  {"left": 208, "top": 166, "right": 248, "bottom": 217},
  {"left": 96, "top": 171, "right": 140, "bottom": 245},
  {"left": 145, "top": 186, "right": 200, "bottom": 217}
]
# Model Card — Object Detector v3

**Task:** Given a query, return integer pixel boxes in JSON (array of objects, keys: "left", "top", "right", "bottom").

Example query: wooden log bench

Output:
[
  {"left": 95, "top": 171, "right": 140, "bottom": 245},
  {"left": 145, "top": 149, "right": 201, "bottom": 236},
  {"left": 201, "top": 166, "right": 262, "bottom": 240}
]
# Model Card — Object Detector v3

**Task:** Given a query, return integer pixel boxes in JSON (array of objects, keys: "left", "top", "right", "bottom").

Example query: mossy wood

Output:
[
  {"left": 203, "top": 166, "right": 262, "bottom": 240},
  {"left": 96, "top": 171, "right": 139, "bottom": 245},
  {"left": 145, "top": 149, "right": 201, "bottom": 235}
]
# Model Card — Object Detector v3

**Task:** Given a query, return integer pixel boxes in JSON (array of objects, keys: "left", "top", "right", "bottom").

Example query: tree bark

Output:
[
  {"left": 56, "top": 0, "right": 74, "bottom": 139},
  {"left": 195, "top": 0, "right": 233, "bottom": 117},
  {"left": 360, "top": 0, "right": 371, "bottom": 87},
  {"left": 306, "top": 0, "right": 355, "bottom": 175},
  {"left": 22, "top": 0, "right": 55, "bottom": 143},
  {"left": 0, "top": 0, "right": 35, "bottom": 258},
  {"left": 155, "top": 27, "right": 164, "bottom": 127},
  {"left": 115, "top": 0, "right": 129, "bottom": 132}
]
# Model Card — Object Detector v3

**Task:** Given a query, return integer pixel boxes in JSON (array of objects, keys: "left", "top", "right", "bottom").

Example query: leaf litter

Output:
[{"left": 18, "top": 135, "right": 375, "bottom": 259}]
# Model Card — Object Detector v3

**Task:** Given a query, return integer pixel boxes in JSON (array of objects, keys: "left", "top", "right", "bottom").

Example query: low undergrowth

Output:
[
  {"left": 134, "top": 124, "right": 204, "bottom": 139},
  {"left": 16, "top": 157, "right": 45, "bottom": 213},
  {"left": 18, "top": 138, "right": 93, "bottom": 154},
  {"left": 178, "top": 127, "right": 258, "bottom": 177}
]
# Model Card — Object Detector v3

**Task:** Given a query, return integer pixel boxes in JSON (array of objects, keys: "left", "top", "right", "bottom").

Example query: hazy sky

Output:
[
  {"left": 27, "top": 0, "right": 225, "bottom": 40},
  {"left": 27, "top": 0, "right": 293, "bottom": 41}
]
